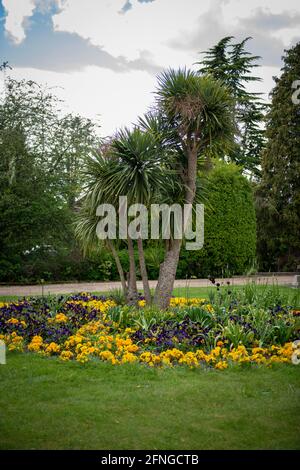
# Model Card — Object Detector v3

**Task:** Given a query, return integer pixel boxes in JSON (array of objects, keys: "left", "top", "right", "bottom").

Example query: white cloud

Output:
[
  {"left": 7, "top": 65, "right": 156, "bottom": 136},
  {"left": 52, "top": 0, "right": 300, "bottom": 70},
  {"left": 52, "top": 0, "right": 208, "bottom": 64},
  {"left": 2, "top": 0, "right": 35, "bottom": 43},
  {"left": 2, "top": 0, "right": 300, "bottom": 135}
]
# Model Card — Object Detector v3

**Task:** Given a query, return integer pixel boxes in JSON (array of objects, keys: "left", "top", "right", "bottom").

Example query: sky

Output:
[{"left": 1, "top": 0, "right": 300, "bottom": 137}]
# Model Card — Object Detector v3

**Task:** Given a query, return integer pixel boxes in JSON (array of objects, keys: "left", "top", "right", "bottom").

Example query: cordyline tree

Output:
[
  {"left": 197, "top": 36, "right": 266, "bottom": 178},
  {"left": 74, "top": 198, "right": 128, "bottom": 296},
  {"left": 76, "top": 128, "right": 168, "bottom": 306},
  {"left": 142, "top": 69, "right": 235, "bottom": 308},
  {"left": 77, "top": 69, "right": 234, "bottom": 309}
]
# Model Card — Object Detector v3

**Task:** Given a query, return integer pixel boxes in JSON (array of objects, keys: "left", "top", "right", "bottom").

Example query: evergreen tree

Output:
[
  {"left": 0, "top": 77, "right": 100, "bottom": 282},
  {"left": 197, "top": 36, "right": 266, "bottom": 177},
  {"left": 256, "top": 42, "right": 300, "bottom": 271}
]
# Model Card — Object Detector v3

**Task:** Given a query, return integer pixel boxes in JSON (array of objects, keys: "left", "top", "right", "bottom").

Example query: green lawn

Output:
[
  {"left": 0, "top": 295, "right": 22, "bottom": 302},
  {"left": 0, "top": 352, "right": 299, "bottom": 450},
  {"left": 172, "top": 285, "right": 299, "bottom": 300}
]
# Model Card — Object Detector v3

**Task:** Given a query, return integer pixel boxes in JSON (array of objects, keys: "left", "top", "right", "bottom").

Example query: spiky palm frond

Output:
[
  {"left": 82, "top": 127, "right": 172, "bottom": 210},
  {"left": 155, "top": 68, "right": 235, "bottom": 158},
  {"left": 74, "top": 202, "right": 101, "bottom": 256}
]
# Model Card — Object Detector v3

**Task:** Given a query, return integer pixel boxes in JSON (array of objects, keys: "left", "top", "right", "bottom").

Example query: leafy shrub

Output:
[{"left": 180, "top": 163, "right": 256, "bottom": 278}]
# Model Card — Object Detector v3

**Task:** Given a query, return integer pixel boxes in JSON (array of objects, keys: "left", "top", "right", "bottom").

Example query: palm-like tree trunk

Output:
[
  {"left": 106, "top": 240, "right": 127, "bottom": 296},
  {"left": 154, "top": 147, "right": 198, "bottom": 309},
  {"left": 153, "top": 238, "right": 182, "bottom": 308},
  {"left": 137, "top": 237, "right": 152, "bottom": 305},
  {"left": 127, "top": 235, "right": 138, "bottom": 305}
]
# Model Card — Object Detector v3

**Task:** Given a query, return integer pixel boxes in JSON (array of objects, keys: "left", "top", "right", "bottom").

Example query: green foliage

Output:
[
  {"left": 256, "top": 42, "right": 300, "bottom": 271},
  {"left": 154, "top": 68, "right": 235, "bottom": 161},
  {"left": 0, "top": 77, "right": 100, "bottom": 282},
  {"left": 222, "top": 322, "right": 255, "bottom": 349},
  {"left": 108, "top": 288, "right": 126, "bottom": 305},
  {"left": 129, "top": 286, "right": 298, "bottom": 350},
  {"left": 239, "top": 282, "right": 296, "bottom": 309},
  {"left": 106, "top": 305, "right": 133, "bottom": 329},
  {"left": 181, "top": 306, "right": 214, "bottom": 329},
  {"left": 178, "top": 163, "right": 257, "bottom": 277},
  {"left": 197, "top": 36, "right": 266, "bottom": 176},
  {"left": 7, "top": 159, "right": 257, "bottom": 283}
]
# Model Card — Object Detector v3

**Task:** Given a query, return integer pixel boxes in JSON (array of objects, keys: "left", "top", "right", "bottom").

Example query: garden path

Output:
[{"left": 0, "top": 274, "right": 298, "bottom": 296}]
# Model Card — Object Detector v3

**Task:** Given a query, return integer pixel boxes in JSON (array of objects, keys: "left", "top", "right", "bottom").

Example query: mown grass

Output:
[
  {"left": 0, "top": 352, "right": 299, "bottom": 450},
  {"left": 172, "top": 285, "right": 299, "bottom": 302}
]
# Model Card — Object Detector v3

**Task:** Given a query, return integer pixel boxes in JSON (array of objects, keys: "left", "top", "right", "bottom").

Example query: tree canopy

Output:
[
  {"left": 197, "top": 36, "right": 266, "bottom": 177},
  {"left": 256, "top": 42, "right": 300, "bottom": 271}
]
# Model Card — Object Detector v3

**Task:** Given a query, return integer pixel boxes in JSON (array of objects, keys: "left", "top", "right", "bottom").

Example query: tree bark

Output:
[
  {"left": 153, "top": 238, "right": 182, "bottom": 309},
  {"left": 106, "top": 240, "right": 127, "bottom": 297},
  {"left": 127, "top": 235, "right": 138, "bottom": 305},
  {"left": 154, "top": 147, "right": 198, "bottom": 309},
  {"left": 137, "top": 237, "right": 152, "bottom": 305}
]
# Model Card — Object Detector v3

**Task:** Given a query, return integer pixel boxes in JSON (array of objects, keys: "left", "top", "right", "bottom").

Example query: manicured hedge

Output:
[{"left": 177, "top": 163, "right": 257, "bottom": 278}]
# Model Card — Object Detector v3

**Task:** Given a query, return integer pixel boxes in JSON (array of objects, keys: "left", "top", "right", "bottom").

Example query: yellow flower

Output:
[
  {"left": 54, "top": 313, "right": 68, "bottom": 323},
  {"left": 125, "top": 327, "right": 134, "bottom": 334},
  {"left": 6, "top": 318, "right": 19, "bottom": 325},
  {"left": 252, "top": 347, "right": 265, "bottom": 355},
  {"left": 68, "top": 298, "right": 116, "bottom": 315},
  {"left": 121, "top": 352, "right": 138, "bottom": 364},
  {"left": 179, "top": 352, "right": 198, "bottom": 367},
  {"left": 60, "top": 350, "right": 74, "bottom": 361},
  {"left": 7, "top": 333, "right": 24, "bottom": 351},
  {"left": 99, "top": 350, "right": 115, "bottom": 362},
  {"left": 76, "top": 352, "right": 89, "bottom": 363},
  {"left": 28, "top": 335, "right": 43, "bottom": 352},
  {"left": 45, "top": 342, "right": 61, "bottom": 355},
  {"left": 215, "top": 361, "right": 228, "bottom": 370},
  {"left": 208, "top": 347, "right": 222, "bottom": 360},
  {"left": 204, "top": 304, "right": 214, "bottom": 313},
  {"left": 161, "top": 356, "right": 172, "bottom": 366},
  {"left": 65, "top": 334, "right": 84, "bottom": 347}
]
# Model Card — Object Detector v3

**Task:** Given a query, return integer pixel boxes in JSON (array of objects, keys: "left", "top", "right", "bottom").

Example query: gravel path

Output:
[{"left": 0, "top": 274, "right": 298, "bottom": 296}]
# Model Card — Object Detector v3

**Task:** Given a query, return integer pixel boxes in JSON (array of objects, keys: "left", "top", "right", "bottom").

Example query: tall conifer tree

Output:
[
  {"left": 256, "top": 42, "right": 300, "bottom": 270},
  {"left": 197, "top": 36, "right": 266, "bottom": 177}
]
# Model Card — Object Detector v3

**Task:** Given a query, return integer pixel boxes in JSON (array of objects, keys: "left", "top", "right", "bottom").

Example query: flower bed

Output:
[{"left": 0, "top": 292, "right": 299, "bottom": 369}]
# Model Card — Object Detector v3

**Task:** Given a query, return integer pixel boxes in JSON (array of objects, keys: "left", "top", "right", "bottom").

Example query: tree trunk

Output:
[
  {"left": 153, "top": 238, "right": 182, "bottom": 309},
  {"left": 137, "top": 237, "right": 152, "bottom": 305},
  {"left": 154, "top": 147, "right": 198, "bottom": 309},
  {"left": 127, "top": 235, "right": 138, "bottom": 305},
  {"left": 106, "top": 240, "right": 127, "bottom": 296}
]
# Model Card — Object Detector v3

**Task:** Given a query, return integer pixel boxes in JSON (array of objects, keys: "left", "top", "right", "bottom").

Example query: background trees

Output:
[
  {"left": 0, "top": 77, "right": 100, "bottom": 282},
  {"left": 197, "top": 36, "right": 266, "bottom": 178},
  {"left": 256, "top": 43, "right": 300, "bottom": 271},
  {"left": 1, "top": 38, "right": 298, "bottom": 287}
]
